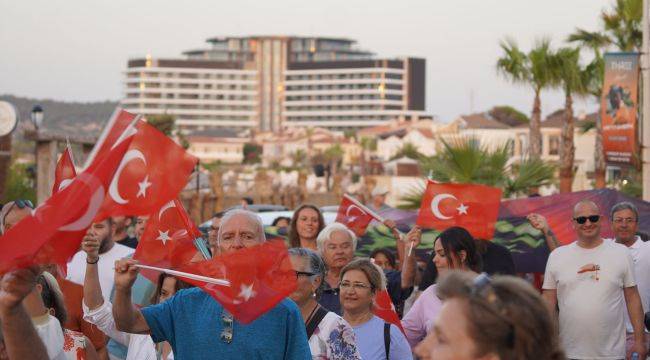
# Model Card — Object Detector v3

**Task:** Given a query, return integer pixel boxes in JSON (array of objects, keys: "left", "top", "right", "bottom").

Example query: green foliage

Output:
[
  {"left": 147, "top": 114, "right": 176, "bottom": 136},
  {"left": 2, "top": 162, "right": 36, "bottom": 203},
  {"left": 399, "top": 138, "right": 556, "bottom": 209},
  {"left": 290, "top": 149, "right": 307, "bottom": 167},
  {"left": 242, "top": 143, "right": 262, "bottom": 164},
  {"left": 488, "top": 106, "right": 529, "bottom": 126},
  {"left": 390, "top": 142, "right": 424, "bottom": 161},
  {"left": 601, "top": 0, "right": 643, "bottom": 51},
  {"left": 360, "top": 137, "right": 377, "bottom": 151},
  {"left": 553, "top": 47, "right": 587, "bottom": 96}
]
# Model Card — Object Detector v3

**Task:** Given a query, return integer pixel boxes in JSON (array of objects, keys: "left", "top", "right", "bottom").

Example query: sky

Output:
[{"left": 0, "top": 0, "right": 611, "bottom": 122}]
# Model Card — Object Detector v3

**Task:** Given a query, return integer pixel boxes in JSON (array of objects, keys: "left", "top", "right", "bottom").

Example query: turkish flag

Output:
[
  {"left": 84, "top": 108, "right": 138, "bottom": 168},
  {"left": 178, "top": 240, "right": 297, "bottom": 324},
  {"left": 373, "top": 289, "right": 405, "bottom": 334},
  {"left": 134, "top": 199, "right": 200, "bottom": 282},
  {"left": 335, "top": 195, "right": 375, "bottom": 236},
  {"left": 95, "top": 119, "right": 197, "bottom": 219},
  {"left": 52, "top": 146, "right": 77, "bottom": 194},
  {"left": 0, "top": 137, "right": 133, "bottom": 273},
  {"left": 416, "top": 181, "right": 502, "bottom": 240}
]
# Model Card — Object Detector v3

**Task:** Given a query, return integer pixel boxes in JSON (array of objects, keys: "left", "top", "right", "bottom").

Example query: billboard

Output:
[{"left": 601, "top": 52, "right": 640, "bottom": 165}]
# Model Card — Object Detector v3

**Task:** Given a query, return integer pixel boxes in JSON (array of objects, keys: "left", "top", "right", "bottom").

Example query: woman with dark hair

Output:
[
  {"left": 288, "top": 204, "right": 325, "bottom": 250},
  {"left": 414, "top": 271, "right": 565, "bottom": 360},
  {"left": 370, "top": 248, "right": 397, "bottom": 271},
  {"left": 401, "top": 226, "right": 481, "bottom": 348},
  {"left": 288, "top": 248, "right": 361, "bottom": 359}
]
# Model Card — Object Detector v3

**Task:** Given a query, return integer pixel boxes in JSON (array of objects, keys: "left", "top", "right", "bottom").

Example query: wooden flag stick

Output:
[{"left": 134, "top": 264, "right": 230, "bottom": 287}]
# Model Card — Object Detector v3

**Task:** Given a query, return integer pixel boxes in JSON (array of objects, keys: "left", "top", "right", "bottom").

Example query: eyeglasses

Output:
[
  {"left": 573, "top": 215, "right": 600, "bottom": 224},
  {"left": 613, "top": 217, "right": 636, "bottom": 224},
  {"left": 470, "top": 273, "right": 515, "bottom": 348},
  {"left": 339, "top": 281, "right": 373, "bottom": 291},
  {"left": 294, "top": 271, "right": 316, "bottom": 279},
  {"left": 220, "top": 311, "right": 234, "bottom": 344}
]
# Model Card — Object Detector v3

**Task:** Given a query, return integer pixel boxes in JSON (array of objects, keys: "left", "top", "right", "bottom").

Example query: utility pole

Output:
[{"left": 639, "top": 0, "right": 650, "bottom": 201}]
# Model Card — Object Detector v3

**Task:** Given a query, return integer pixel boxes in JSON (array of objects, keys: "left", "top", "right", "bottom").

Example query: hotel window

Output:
[{"left": 548, "top": 136, "right": 560, "bottom": 155}]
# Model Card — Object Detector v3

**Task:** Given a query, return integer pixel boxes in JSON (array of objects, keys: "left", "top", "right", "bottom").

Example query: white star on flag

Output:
[
  {"left": 156, "top": 230, "right": 171, "bottom": 245},
  {"left": 237, "top": 283, "right": 256, "bottom": 302},
  {"left": 137, "top": 175, "right": 152, "bottom": 198},
  {"left": 457, "top": 203, "right": 469, "bottom": 215}
]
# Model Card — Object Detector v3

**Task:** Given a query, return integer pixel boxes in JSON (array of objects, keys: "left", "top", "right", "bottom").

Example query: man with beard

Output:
[
  {"left": 111, "top": 216, "right": 138, "bottom": 249},
  {"left": 67, "top": 218, "right": 134, "bottom": 301},
  {"left": 543, "top": 200, "right": 646, "bottom": 359}
]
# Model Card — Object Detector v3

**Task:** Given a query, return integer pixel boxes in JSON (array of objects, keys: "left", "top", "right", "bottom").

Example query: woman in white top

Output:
[
  {"left": 80, "top": 229, "right": 190, "bottom": 360},
  {"left": 288, "top": 247, "right": 361, "bottom": 360}
]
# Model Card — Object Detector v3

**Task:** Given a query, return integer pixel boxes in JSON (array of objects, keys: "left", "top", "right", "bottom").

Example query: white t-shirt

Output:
[
  {"left": 66, "top": 243, "right": 134, "bottom": 301},
  {"left": 33, "top": 313, "right": 66, "bottom": 360},
  {"left": 543, "top": 239, "right": 636, "bottom": 359},
  {"left": 606, "top": 236, "right": 650, "bottom": 333}
]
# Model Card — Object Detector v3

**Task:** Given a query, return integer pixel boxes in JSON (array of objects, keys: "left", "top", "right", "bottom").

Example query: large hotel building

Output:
[{"left": 122, "top": 36, "right": 426, "bottom": 132}]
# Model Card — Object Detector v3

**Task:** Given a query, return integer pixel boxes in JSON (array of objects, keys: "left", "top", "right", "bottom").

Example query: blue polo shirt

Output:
[{"left": 141, "top": 288, "right": 311, "bottom": 359}]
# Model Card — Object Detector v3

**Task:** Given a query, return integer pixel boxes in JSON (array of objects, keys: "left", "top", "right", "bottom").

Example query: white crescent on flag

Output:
[
  {"left": 431, "top": 193, "right": 457, "bottom": 220},
  {"left": 108, "top": 149, "right": 147, "bottom": 205}
]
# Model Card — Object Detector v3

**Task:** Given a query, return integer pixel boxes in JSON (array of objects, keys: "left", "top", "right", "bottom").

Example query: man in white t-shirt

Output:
[
  {"left": 543, "top": 200, "right": 646, "bottom": 359},
  {"left": 67, "top": 218, "right": 134, "bottom": 301},
  {"left": 607, "top": 201, "right": 650, "bottom": 357}
]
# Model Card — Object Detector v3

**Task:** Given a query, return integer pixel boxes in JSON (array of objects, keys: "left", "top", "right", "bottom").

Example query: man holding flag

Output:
[{"left": 111, "top": 210, "right": 311, "bottom": 359}]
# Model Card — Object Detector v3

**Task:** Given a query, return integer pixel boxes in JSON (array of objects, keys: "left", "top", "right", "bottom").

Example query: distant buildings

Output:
[{"left": 122, "top": 36, "right": 426, "bottom": 133}]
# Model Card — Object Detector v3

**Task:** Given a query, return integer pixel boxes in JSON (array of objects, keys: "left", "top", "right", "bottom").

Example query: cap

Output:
[{"left": 371, "top": 185, "right": 389, "bottom": 197}]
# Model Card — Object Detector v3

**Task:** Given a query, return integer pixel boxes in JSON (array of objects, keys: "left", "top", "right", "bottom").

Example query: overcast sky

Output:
[{"left": 0, "top": 0, "right": 610, "bottom": 122}]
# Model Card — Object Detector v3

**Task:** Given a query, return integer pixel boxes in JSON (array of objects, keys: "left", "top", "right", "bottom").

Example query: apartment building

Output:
[{"left": 122, "top": 36, "right": 426, "bottom": 133}]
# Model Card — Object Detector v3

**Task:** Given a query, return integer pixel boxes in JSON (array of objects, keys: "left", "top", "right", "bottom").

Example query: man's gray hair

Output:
[
  {"left": 610, "top": 201, "right": 639, "bottom": 221},
  {"left": 288, "top": 247, "right": 327, "bottom": 299},
  {"left": 217, "top": 209, "right": 266, "bottom": 244},
  {"left": 316, "top": 222, "right": 357, "bottom": 252}
]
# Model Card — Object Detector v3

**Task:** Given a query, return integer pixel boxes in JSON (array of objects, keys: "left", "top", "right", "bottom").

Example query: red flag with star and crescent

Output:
[
  {"left": 52, "top": 145, "right": 77, "bottom": 194},
  {"left": 335, "top": 194, "right": 376, "bottom": 236},
  {"left": 0, "top": 136, "right": 133, "bottom": 273},
  {"left": 94, "top": 119, "right": 198, "bottom": 219},
  {"left": 416, "top": 181, "right": 502, "bottom": 240},
  {"left": 178, "top": 240, "right": 297, "bottom": 324},
  {"left": 373, "top": 289, "right": 405, "bottom": 334},
  {"left": 134, "top": 199, "right": 200, "bottom": 282}
]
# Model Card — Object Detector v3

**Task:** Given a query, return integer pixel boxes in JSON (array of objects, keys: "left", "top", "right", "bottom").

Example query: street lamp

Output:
[{"left": 30, "top": 105, "right": 44, "bottom": 130}]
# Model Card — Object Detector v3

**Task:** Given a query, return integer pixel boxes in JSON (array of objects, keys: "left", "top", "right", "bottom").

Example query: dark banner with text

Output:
[{"left": 601, "top": 52, "right": 640, "bottom": 165}]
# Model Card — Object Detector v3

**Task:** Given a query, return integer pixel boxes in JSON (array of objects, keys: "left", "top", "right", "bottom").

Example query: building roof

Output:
[
  {"left": 514, "top": 109, "right": 595, "bottom": 129},
  {"left": 458, "top": 113, "right": 511, "bottom": 129}
]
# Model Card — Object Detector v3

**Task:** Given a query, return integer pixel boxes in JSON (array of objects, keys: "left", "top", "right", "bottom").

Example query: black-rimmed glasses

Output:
[{"left": 294, "top": 271, "right": 316, "bottom": 279}]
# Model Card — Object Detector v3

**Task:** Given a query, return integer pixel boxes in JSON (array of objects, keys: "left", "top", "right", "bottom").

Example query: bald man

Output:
[{"left": 542, "top": 200, "right": 647, "bottom": 359}]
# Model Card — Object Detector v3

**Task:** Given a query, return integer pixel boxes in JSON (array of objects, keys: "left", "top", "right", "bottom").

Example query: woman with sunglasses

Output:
[
  {"left": 340, "top": 258, "right": 412, "bottom": 360},
  {"left": 401, "top": 226, "right": 481, "bottom": 349},
  {"left": 415, "top": 271, "right": 565, "bottom": 360},
  {"left": 0, "top": 199, "right": 34, "bottom": 234},
  {"left": 288, "top": 248, "right": 361, "bottom": 360}
]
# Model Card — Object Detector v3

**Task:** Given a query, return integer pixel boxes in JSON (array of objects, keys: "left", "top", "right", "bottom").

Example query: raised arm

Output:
[
  {"left": 82, "top": 232, "right": 105, "bottom": 310},
  {"left": 400, "top": 226, "right": 421, "bottom": 289},
  {"left": 112, "top": 259, "right": 151, "bottom": 334},
  {"left": 0, "top": 268, "right": 50, "bottom": 360},
  {"left": 624, "top": 286, "right": 648, "bottom": 359},
  {"left": 527, "top": 213, "right": 560, "bottom": 252}
]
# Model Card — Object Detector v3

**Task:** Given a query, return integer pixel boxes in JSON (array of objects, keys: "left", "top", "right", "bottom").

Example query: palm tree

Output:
[
  {"left": 553, "top": 47, "right": 588, "bottom": 193},
  {"left": 359, "top": 137, "right": 377, "bottom": 175},
  {"left": 399, "top": 137, "right": 556, "bottom": 209},
  {"left": 324, "top": 144, "right": 344, "bottom": 191},
  {"left": 390, "top": 142, "right": 424, "bottom": 161},
  {"left": 601, "top": 0, "right": 643, "bottom": 51},
  {"left": 497, "top": 38, "right": 557, "bottom": 159}
]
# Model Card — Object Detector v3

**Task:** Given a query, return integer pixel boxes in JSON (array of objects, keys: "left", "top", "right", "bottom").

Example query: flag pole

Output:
[
  {"left": 133, "top": 264, "right": 230, "bottom": 287},
  {"left": 342, "top": 194, "right": 413, "bottom": 255}
]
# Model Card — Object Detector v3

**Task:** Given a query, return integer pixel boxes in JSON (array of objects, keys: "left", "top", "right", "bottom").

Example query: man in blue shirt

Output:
[{"left": 112, "top": 209, "right": 311, "bottom": 359}]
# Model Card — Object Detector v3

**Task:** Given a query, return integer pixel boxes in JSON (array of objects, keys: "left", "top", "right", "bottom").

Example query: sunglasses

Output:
[
  {"left": 294, "top": 271, "right": 316, "bottom": 279},
  {"left": 1, "top": 199, "right": 35, "bottom": 230},
  {"left": 220, "top": 311, "right": 234, "bottom": 344},
  {"left": 573, "top": 215, "right": 600, "bottom": 224}
]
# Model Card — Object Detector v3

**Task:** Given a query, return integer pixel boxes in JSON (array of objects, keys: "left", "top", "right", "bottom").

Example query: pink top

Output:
[{"left": 401, "top": 284, "right": 443, "bottom": 348}]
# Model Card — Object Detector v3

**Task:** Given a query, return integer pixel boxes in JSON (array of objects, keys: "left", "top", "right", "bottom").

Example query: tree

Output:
[
  {"left": 290, "top": 149, "right": 307, "bottom": 168},
  {"left": 242, "top": 143, "right": 262, "bottom": 164},
  {"left": 359, "top": 137, "right": 377, "bottom": 175},
  {"left": 497, "top": 38, "right": 558, "bottom": 159},
  {"left": 488, "top": 106, "right": 529, "bottom": 127},
  {"left": 323, "top": 144, "right": 344, "bottom": 191},
  {"left": 553, "top": 47, "right": 588, "bottom": 193},
  {"left": 399, "top": 137, "right": 556, "bottom": 209},
  {"left": 2, "top": 163, "right": 36, "bottom": 203},
  {"left": 390, "top": 142, "right": 424, "bottom": 161},
  {"left": 601, "top": 0, "right": 643, "bottom": 51},
  {"left": 147, "top": 114, "right": 189, "bottom": 149}
]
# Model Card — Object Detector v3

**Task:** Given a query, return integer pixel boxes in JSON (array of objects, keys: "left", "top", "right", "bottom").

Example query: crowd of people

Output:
[{"left": 0, "top": 193, "right": 649, "bottom": 360}]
